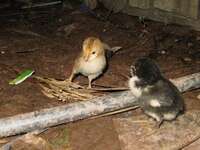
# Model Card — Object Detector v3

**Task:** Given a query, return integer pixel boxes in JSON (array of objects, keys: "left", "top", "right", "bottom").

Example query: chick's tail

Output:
[{"left": 103, "top": 43, "right": 122, "bottom": 59}]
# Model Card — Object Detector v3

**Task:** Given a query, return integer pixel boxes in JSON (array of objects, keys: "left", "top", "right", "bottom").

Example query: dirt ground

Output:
[{"left": 0, "top": 4, "right": 200, "bottom": 150}]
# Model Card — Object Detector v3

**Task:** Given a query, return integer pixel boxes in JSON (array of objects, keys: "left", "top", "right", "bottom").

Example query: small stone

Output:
[
  {"left": 183, "top": 57, "right": 192, "bottom": 62},
  {"left": 1, "top": 51, "right": 5, "bottom": 54},
  {"left": 197, "top": 95, "right": 200, "bottom": 100},
  {"left": 103, "top": 29, "right": 107, "bottom": 32},
  {"left": 174, "top": 39, "right": 180, "bottom": 42},
  {"left": 160, "top": 50, "right": 166, "bottom": 54}
]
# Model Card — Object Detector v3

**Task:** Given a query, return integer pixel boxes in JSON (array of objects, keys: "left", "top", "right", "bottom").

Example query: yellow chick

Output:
[{"left": 69, "top": 37, "right": 107, "bottom": 88}]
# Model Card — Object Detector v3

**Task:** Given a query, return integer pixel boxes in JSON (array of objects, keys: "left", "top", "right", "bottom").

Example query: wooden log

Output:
[
  {"left": 0, "top": 73, "right": 200, "bottom": 138},
  {"left": 170, "top": 72, "right": 200, "bottom": 92}
]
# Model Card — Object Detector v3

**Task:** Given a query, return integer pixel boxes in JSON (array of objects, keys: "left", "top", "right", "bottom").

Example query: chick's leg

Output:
[
  {"left": 155, "top": 118, "right": 163, "bottom": 128},
  {"left": 69, "top": 68, "right": 78, "bottom": 82},
  {"left": 88, "top": 76, "right": 93, "bottom": 89},
  {"left": 69, "top": 72, "right": 75, "bottom": 82},
  {"left": 88, "top": 74, "right": 99, "bottom": 89},
  {"left": 144, "top": 110, "right": 163, "bottom": 128}
]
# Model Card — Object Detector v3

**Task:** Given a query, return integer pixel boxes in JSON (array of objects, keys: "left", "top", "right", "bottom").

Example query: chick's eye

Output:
[{"left": 92, "top": 51, "right": 96, "bottom": 54}]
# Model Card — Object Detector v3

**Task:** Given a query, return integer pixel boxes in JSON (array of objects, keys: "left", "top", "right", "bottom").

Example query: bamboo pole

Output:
[{"left": 0, "top": 73, "right": 199, "bottom": 138}]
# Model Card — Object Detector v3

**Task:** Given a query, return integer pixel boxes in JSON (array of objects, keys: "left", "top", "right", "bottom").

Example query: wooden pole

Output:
[{"left": 0, "top": 73, "right": 199, "bottom": 138}]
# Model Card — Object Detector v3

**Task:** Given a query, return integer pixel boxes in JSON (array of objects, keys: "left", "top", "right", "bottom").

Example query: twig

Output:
[
  {"left": 8, "top": 29, "right": 45, "bottom": 39},
  {"left": 16, "top": 48, "right": 38, "bottom": 54},
  {"left": 178, "top": 134, "right": 200, "bottom": 149},
  {"left": 0, "top": 10, "right": 52, "bottom": 17},
  {"left": 88, "top": 87, "right": 128, "bottom": 92},
  {"left": 89, "top": 106, "right": 139, "bottom": 119},
  {"left": 22, "top": 1, "right": 62, "bottom": 9}
]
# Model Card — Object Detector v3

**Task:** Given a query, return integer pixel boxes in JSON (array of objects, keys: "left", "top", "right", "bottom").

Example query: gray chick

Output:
[{"left": 128, "top": 57, "right": 184, "bottom": 127}]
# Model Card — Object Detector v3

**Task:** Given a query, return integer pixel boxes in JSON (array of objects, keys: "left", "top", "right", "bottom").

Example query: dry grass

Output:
[{"left": 34, "top": 76, "right": 128, "bottom": 102}]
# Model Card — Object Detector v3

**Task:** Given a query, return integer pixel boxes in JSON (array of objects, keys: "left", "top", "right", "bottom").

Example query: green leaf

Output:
[{"left": 9, "top": 70, "right": 34, "bottom": 85}]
